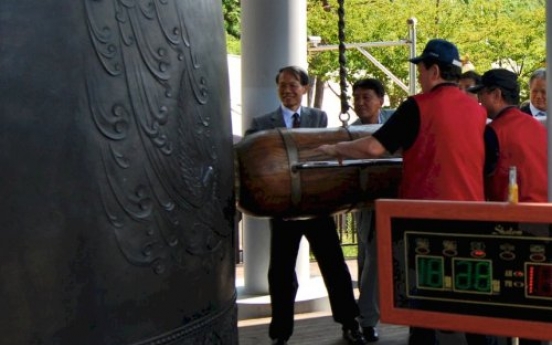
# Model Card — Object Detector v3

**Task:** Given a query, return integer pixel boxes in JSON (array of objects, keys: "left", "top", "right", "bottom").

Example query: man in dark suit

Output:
[
  {"left": 520, "top": 68, "right": 546, "bottom": 118},
  {"left": 245, "top": 65, "right": 367, "bottom": 345}
]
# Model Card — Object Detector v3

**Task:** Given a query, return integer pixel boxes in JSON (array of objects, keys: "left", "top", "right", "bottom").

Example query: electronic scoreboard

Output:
[{"left": 376, "top": 200, "right": 552, "bottom": 341}]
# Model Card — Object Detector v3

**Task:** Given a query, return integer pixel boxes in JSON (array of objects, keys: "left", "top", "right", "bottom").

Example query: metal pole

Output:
[
  {"left": 545, "top": 4, "right": 552, "bottom": 344},
  {"left": 308, "top": 40, "right": 411, "bottom": 52},
  {"left": 356, "top": 47, "right": 410, "bottom": 93},
  {"left": 547, "top": 0, "right": 552, "bottom": 203},
  {"left": 407, "top": 17, "right": 417, "bottom": 95},
  {"left": 535, "top": 6, "right": 552, "bottom": 345}
]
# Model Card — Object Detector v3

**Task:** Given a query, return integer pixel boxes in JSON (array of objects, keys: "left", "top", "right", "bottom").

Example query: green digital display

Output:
[
  {"left": 416, "top": 256, "right": 444, "bottom": 290},
  {"left": 415, "top": 255, "right": 492, "bottom": 293},
  {"left": 453, "top": 258, "right": 492, "bottom": 293}
]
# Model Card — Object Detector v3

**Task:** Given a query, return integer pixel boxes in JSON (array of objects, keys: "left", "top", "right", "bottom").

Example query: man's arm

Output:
[
  {"left": 484, "top": 126, "right": 499, "bottom": 176},
  {"left": 317, "top": 98, "right": 419, "bottom": 161},
  {"left": 371, "top": 98, "right": 419, "bottom": 153},
  {"left": 317, "top": 136, "right": 387, "bottom": 161}
]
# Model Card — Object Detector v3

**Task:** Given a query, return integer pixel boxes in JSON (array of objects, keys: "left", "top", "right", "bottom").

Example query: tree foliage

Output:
[
  {"left": 222, "top": 0, "right": 241, "bottom": 39},
  {"left": 307, "top": 0, "right": 545, "bottom": 106}
]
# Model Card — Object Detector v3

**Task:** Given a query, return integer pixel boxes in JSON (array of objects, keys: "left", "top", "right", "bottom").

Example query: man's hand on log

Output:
[{"left": 316, "top": 144, "right": 343, "bottom": 165}]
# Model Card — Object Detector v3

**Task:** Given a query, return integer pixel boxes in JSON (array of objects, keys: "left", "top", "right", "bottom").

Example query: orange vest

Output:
[
  {"left": 486, "top": 107, "right": 547, "bottom": 202},
  {"left": 401, "top": 85, "right": 486, "bottom": 201}
]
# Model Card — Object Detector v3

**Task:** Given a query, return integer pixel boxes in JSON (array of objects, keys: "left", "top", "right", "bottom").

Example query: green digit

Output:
[
  {"left": 455, "top": 261, "right": 472, "bottom": 290},
  {"left": 417, "top": 257, "right": 426, "bottom": 286},
  {"left": 427, "top": 258, "right": 442, "bottom": 287},
  {"left": 455, "top": 260, "right": 491, "bottom": 292},
  {"left": 474, "top": 261, "right": 491, "bottom": 292},
  {"left": 417, "top": 257, "right": 442, "bottom": 288}
]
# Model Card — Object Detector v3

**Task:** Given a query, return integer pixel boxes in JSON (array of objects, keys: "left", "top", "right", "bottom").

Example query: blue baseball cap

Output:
[{"left": 409, "top": 39, "right": 462, "bottom": 68}]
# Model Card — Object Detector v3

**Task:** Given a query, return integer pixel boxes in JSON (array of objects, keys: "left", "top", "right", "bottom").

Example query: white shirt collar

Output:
[
  {"left": 281, "top": 106, "right": 302, "bottom": 128},
  {"left": 529, "top": 103, "right": 546, "bottom": 117},
  {"left": 359, "top": 110, "right": 384, "bottom": 125}
]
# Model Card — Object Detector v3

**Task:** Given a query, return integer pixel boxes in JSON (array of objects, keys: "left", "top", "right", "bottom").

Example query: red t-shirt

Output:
[
  {"left": 486, "top": 107, "right": 547, "bottom": 202},
  {"left": 400, "top": 85, "right": 487, "bottom": 200}
]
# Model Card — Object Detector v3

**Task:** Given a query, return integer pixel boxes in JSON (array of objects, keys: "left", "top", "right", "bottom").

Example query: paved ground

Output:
[
  {"left": 236, "top": 260, "right": 482, "bottom": 345},
  {"left": 238, "top": 311, "right": 411, "bottom": 345}
]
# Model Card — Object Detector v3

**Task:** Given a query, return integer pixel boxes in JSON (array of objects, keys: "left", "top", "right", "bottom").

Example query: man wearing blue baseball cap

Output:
[
  {"left": 317, "top": 38, "right": 490, "bottom": 344},
  {"left": 409, "top": 38, "right": 464, "bottom": 67}
]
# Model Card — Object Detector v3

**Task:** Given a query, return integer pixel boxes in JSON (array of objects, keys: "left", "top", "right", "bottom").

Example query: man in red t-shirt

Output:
[
  {"left": 318, "top": 39, "right": 486, "bottom": 202},
  {"left": 469, "top": 68, "right": 547, "bottom": 205},
  {"left": 470, "top": 69, "right": 548, "bottom": 345},
  {"left": 318, "top": 38, "right": 489, "bottom": 345}
]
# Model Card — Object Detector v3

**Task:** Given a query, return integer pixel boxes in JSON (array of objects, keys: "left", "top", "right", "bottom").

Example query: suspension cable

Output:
[{"left": 337, "top": 0, "right": 350, "bottom": 127}]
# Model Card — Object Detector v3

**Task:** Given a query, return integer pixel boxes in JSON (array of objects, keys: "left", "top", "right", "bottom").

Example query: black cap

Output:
[
  {"left": 410, "top": 39, "right": 462, "bottom": 67},
  {"left": 467, "top": 69, "right": 519, "bottom": 94}
]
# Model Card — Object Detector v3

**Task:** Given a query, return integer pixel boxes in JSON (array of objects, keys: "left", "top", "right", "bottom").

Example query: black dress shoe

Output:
[
  {"left": 362, "top": 326, "right": 379, "bottom": 342},
  {"left": 343, "top": 327, "right": 368, "bottom": 345}
]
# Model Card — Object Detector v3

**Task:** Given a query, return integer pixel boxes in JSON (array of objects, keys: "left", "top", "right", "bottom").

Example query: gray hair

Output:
[{"left": 529, "top": 68, "right": 546, "bottom": 86}]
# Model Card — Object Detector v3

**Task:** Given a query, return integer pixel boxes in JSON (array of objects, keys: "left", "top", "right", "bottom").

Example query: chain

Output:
[{"left": 337, "top": 0, "right": 350, "bottom": 126}]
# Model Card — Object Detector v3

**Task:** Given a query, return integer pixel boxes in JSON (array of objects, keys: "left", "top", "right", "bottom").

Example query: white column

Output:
[{"left": 241, "top": 0, "right": 309, "bottom": 295}]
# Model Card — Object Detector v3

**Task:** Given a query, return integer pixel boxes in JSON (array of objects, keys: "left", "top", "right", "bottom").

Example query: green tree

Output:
[
  {"left": 222, "top": 0, "right": 241, "bottom": 39},
  {"left": 307, "top": 0, "right": 545, "bottom": 106},
  {"left": 222, "top": 0, "right": 241, "bottom": 54}
]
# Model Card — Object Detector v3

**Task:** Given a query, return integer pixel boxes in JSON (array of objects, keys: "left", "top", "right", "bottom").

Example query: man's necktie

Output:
[
  {"left": 536, "top": 111, "right": 546, "bottom": 117},
  {"left": 292, "top": 113, "right": 301, "bottom": 128}
]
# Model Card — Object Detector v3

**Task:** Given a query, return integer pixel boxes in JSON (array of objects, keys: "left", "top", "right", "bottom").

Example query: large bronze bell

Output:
[{"left": 0, "top": 0, "right": 236, "bottom": 344}]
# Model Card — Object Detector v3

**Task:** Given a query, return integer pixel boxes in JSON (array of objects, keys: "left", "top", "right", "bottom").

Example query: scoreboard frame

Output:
[{"left": 376, "top": 199, "right": 552, "bottom": 340}]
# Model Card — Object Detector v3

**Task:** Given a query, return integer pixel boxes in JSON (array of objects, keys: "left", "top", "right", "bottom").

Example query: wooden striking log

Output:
[{"left": 234, "top": 125, "right": 402, "bottom": 219}]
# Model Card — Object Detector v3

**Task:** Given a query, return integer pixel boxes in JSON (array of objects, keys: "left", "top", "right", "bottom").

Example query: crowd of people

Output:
[{"left": 243, "top": 38, "right": 548, "bottom": 345}]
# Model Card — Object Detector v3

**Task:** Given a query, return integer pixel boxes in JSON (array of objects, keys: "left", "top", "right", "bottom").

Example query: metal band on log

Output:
[
  {"left": 279, "top": 128, "right": 303, "bottom": 208},
  {"left": 235, "top": 125, "right": 403, "bottom": 219}
]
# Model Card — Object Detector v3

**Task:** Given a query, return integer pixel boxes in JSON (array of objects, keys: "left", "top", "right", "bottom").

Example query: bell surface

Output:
[{"left": 0, "top": 0, "right": 237, "bottom": 344}]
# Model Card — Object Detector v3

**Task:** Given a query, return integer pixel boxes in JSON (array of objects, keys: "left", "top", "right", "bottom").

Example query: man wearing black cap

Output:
[
  {"left": 317, "top": 38, "right": 489, "bottom": 345},
  {"left": 470, "top": 70, "right": 547, "bottom": 345},
  {"left": 470, "top": 69, "right": 547, "bottom": 203}
]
